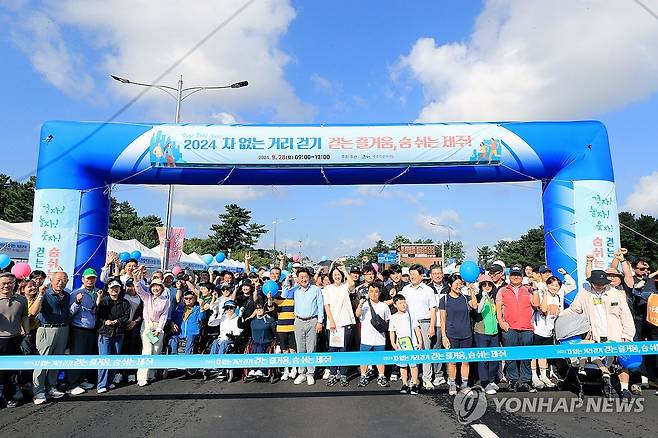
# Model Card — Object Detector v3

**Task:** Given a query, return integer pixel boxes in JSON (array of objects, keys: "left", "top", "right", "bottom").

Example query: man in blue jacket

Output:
[{"left": 169, "top": 290, "right": 205, "bottom": 355}]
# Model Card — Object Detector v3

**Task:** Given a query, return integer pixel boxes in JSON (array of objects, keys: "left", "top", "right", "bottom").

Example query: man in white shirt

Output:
[
  {"left": 400, "top": 264, "right": 437, "bottom": 389},
  {"left": 427, "top": 264, "right": 448, "bottom": 386}
]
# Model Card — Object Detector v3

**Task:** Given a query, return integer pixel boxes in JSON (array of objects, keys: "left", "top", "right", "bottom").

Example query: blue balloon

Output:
[
  {"left": 201, "top": 254, "right": 214, "bottom": 265},
  {"left": 119, "top": 252, "right": 131, "bottom": 263},
  {"left": 618, "top": 355, "right": 642, "bottom": 370},
  {"left": 459, "top": 260, "right": 480, "bottom": 283},
  {"left": 280, "top": 270, "right": 289, "bottom": 280},
  {"left": 215, "top": 252, "right": 226, "bottom": 263},
  {"left": 262, "top": 280, "right": 279, "bottom": 296},
  {"left": 0, "top": 254, "right": 10, "bottom": 269},
  {"left": 130, "top": 250, "right": 141, "bottom": 261},
  {"left": 321, "top": 256, "right": 328, "bottom": 262}
]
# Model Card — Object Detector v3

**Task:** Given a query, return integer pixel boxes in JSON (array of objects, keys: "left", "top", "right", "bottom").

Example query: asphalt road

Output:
[{"left": 0, "top": 373, "right": 655, "bottom": 438}]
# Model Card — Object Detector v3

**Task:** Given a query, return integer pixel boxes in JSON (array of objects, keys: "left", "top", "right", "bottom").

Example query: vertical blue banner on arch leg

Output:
[{"left": 29, "top": 189, "right": 82, "bottom": 287}]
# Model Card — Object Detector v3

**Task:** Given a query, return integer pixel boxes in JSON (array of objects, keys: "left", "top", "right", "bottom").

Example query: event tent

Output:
[{"left": 0, "top": 220, "right": 31, "bottom": 260}]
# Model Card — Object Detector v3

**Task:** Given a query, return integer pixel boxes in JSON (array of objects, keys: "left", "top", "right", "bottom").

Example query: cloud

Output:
[
  {"left": 623, "top": 171, "right": 658, "bottom": 216},
  {"left": 211, "top": 112, "right": 238, "bottom": 125},
  {"left": 416, "top": 210, "right": 460, "bottom": 235},
  {"left": 6, "top": 0, "right": 314, "bottom": 121},
  {"left": 367, "top": 232, "right": 382, "bottom": 242},
  {"left": 472, "top": 221, "right": 491, "bottom": 231},
  {"left": 397, "top": 0, "right": 658, "bottom": 121},
  {"left": 9, "top": 10, "right": 94, "bottom": 98},
  {"left": 355, "top": 186, "right": 424, "bottom": 204},
  {"left": 159, "top": 185, "right": 270, "bottom": 219},
  {"left": 310, "top": 73, "right": 333, "bottom": 91},
  {"left": 328, "top": 198, "right": 364, "bottom": 207}
]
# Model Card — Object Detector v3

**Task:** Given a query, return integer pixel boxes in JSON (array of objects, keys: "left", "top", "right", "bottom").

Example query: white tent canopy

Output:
[
  {"left": 0, "top": 220, "right": 32, "bottom": 260},
  {"left": 107, "top": 237, "right": 161, "bottom": 269}
]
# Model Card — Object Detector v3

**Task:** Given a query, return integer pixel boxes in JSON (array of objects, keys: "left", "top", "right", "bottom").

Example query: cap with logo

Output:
[
  {"left": 82, "top": 268, "right": 98, "bottom": 278},
  {"left": 509, "top": 265, "right": 523, "bottom": 276}
]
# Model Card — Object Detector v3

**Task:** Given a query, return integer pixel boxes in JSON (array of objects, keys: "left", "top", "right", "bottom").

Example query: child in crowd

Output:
[{"left": 389, "top": 295, "right": 423, "bottom": 395}]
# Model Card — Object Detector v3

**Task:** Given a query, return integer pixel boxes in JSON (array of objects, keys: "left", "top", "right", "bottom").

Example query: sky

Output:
[{"left": 1, "top": 0, "right": 658, "bottom": 261}]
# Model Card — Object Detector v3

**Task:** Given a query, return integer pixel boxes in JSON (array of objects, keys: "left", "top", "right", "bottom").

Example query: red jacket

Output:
[{"left": 496, "top": 284, "right": 534, "bottom": 331}]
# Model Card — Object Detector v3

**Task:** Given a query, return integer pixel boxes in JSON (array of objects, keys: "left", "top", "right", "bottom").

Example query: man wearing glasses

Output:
[{"left": 0, "top": 273, "right": 29, "bottom": 408}]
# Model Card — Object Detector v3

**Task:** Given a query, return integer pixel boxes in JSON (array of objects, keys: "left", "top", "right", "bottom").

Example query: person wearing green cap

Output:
[{"left": 66, "top": 267, "right": 104, "bottom": 395}]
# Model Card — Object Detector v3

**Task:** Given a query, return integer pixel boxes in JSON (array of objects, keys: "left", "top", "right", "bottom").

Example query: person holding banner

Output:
[
  {"left": 565, "top": 269, "right": 636, "bottom": 400},
  {"left": 323, "top": 261, "right": 356, "bottom": 387},
  {"left": 132, "top": 268, "right": 170, "bottom": 387}
]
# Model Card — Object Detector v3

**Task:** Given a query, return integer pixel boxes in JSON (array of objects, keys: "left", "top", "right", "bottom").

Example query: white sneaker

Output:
[
  {"left": 307, "top": 375, "right": 315, "bottom": 385},
  {"left": 423, "top": 380, "right": 435, "bottom": 390},
  {"left": 80, "top": 381, "right": 95, "bottom": 390},
  {"left": 491, "top": 382, "right": 500, "bottom": 391},
  {"left": 97, "top": 387, "right": 107, "bottom": 394},
  {"left": 289, "top": 367, "right": 298, "bottom": 379},
  {"left": 540, "top": 375, "right": 555, "bottom": 388},
  {"left": 280, "top": 370, "right": 289, "bottom": 381},
  {"left": 641, "top": 375, "right": 649, "bottom": 388},
  {"left": 532, "top": 377, "right": 545, "bottom": 389},
  {"left": 137, "top": 381, "right": 148, "bottom": 387},
  {"left": 67, "top": 386, "right": 86, "bottom": 396},
  {"left": 113, "top": 374, "right": 123, "bottom": 385},
  {"left": 33, "top": 393, "right": 47, "bottom": 405},
  {"left": 484, "top": 383, "right": 497, "bottom": 395},
  {"left": 390, "top": 374, "right": 398, "bottom": 382},
  {"left": 432, "top": 376, "right": 446, "bottom": 386},
  {"left": 127, "top": 375, "right": 136, "bottom": 383},
  {"left": 254, "top": 370, "right": 265, "bottom": 377},
  {"left": 48, "top": 388, "right": 66, "bottom": 398},
  {"left": 293, "top": 374, "right": 306, "bottom": 385},
  {"left": 248, "top": 370, "right": 256, "bottom": 377},
  {"left": 322, "top": 369, "right": 331, "bottom": 380}
]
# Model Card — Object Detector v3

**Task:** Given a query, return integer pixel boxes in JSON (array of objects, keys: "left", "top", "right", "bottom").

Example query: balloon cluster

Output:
[{"left": 119, "top": 251, "right": 142, "bottom": 262}]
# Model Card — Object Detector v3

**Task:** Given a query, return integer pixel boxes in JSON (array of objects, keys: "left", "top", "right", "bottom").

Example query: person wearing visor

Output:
[{"left": 566, "top": 269, "right": 636, "bottom": 399}]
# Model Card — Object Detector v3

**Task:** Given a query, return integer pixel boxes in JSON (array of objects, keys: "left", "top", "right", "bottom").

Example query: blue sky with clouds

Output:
[{"left": 1, "top": 0, "right": 657, "bottom": 261}]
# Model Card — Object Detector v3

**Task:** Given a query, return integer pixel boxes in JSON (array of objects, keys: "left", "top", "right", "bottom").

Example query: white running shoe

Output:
[
  {"left": 280, "top": 370, "right": 289, "bottom": 381},
  {"left": 307, "top": 375, "right": 315, "bottom": 385},
  {"left": 432, "top": 376, "right": 446, "bottom": 387},
  {"left": 390, "top": 374, "right": 398, "bottom": 382},
  {"left": 532, "top": 376, "right": 545, "bottom": 389},
  {"left": 484, "top": 383, "right": 497, "bottom": 395},
  {"left": 254, "top": 370, "right": 265, "bottom": 377},
  {"left": 423, "top": 381, "right": 435, "bottom": 390},
  {"left": 137, "top": 381, "right": 148, "bottom": 387},
  {"left": 293, "top": 374, "right": 307, "bottom": 385},
  {"left": 47, "top": 388, "right": 66, "bottom": 398},
  {"left": 322, "top": 369, "right": 331, "bottom": 380},
  {"left": 540, "top": 375, "right": 555, "bottom": 388},
  {"left": 248, "top": 370, "right": 256, "bottom": 377},
  {"left": 33, "top": 393, "right": 47, "bottom": 405},
  {"left": 289, "top": 367, "right": 298, "bottom": 379},
  {"left": 97, "top": 387, "right": 107, "bottom": 394},
  {"left": 67, "top": 386, "right": 86, "bottom": 396}
]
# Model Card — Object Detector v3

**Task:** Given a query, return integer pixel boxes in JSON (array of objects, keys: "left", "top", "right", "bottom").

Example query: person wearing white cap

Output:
[{"left": 132, "top": 267, "right": 170, "bottom": 386}]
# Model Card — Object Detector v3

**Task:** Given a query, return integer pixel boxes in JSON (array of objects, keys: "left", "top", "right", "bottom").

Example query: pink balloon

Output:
[
  {"left": 11, "top": 262, "right": 32, "bottom": 280},
  {"left": 172, "top": 265, "right": 183, "bottom": 276},
  {"left": 372, "top": 263, "right": 379, "bottom": 273},
  {"left": 292, "top": 255, "right": 300, "bottom": 262}
]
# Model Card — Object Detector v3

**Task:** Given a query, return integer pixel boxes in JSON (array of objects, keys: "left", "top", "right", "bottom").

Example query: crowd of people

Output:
[{"left": 0, "top": 248, "right": 657, "bottom": 408}]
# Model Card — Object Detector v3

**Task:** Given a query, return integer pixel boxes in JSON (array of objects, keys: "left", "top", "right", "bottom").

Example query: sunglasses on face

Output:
[
  {"left": 636, "top": 267, "right": 649, "bottom": 272},
  {"left": 184, "top": 297, "right": 195, "bottom": 301}
]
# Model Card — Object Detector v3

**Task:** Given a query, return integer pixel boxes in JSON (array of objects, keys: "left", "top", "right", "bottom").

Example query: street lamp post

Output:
[
  {"left": 429, "top": 222, "right": 454, "bottom": 268},
  {"left": 111, "top": 74, "right": 248, "bottom": 271}
]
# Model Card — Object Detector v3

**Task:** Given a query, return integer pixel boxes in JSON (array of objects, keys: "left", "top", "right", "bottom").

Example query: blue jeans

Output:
[
  {"left": 210, "top": 339, "right": 233, "bottom": 355},
  {"left": 97, "top": 334, "right": 124, "bottom": 389},
  {"left": 501, "top": 329, "right": 533, "bottom": 384},
  {"left": 328, "top": 325, "right": 353, "bottom": 376},
  {"left": 168, "top": 334, "right": 198, "bottom": 355},
  {"left": 474, "top": 332, "right": 500, "bottom": 386}
]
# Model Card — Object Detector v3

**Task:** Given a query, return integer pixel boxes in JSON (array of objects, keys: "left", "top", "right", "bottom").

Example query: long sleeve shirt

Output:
[
  {"left": 69, "top": 287, "right": 99, "bottom": 329},
  {"left": 37, "top": 288, "right": 71, "bottom": 325},
  {"left": 292, "top": 284, "right": 324, "bottom": 323},
  {"left": 135, "top": 281, "right": 170, "bottom": 333},
  {"left": 96, "top": 297, "right": 131, "bottom": 338}
]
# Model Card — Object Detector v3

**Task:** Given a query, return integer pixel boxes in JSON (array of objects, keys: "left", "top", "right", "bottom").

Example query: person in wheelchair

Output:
[
  {"left": 239, "top": 299, "right": 277, "bottom": 379},
  {"left": 168, "top": 290, "right": 206, "bottom": 355},
  {"left": 564, "top": 269, "right": 636, "bottom": 399},
  {"left": 206, "top": 300, "right": 243, "bottom": 381}
]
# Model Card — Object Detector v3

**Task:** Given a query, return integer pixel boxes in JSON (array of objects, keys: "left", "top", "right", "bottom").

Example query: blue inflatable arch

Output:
[{"left": 30, "top": 121, "right": 620, "bottom": 303}]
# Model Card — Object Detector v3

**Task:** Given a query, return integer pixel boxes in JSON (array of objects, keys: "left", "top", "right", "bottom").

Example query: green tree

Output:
[
  {"left": 619, "top": 211, "right": 658, "bottom": 267},
  {"left": 413, "top": 238, "right": 434, "bottom": 244},
  {"left": 108, "top": 198, "right": 163, "bottom": 248},
  {"left": 209, "top": 204, "right": 267, "bottom": 253},
  {"left": 493, "top": 226, "right": 545, "bottom": 266},
  {"left": 436, "top": 240, "right": 465, "bottom": 262},
  {"left": 358, "top": 240, "right": 391, "bottom": 263},
  {"left": 183, "top": 237, "right": 218, "bottom": 255},
  {"left": 0, "top": 174, "right": 36, "bottom": 222},
  {"left": 477, "top": 245, "right": 495, "bottom": 267},
  {"left": 390, "top": 234, "right": 411, "bottom": 250}
]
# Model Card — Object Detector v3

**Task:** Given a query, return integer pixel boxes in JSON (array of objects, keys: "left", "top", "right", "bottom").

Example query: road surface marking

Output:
[{"left": 471, "top": 423, "right": 499, "bottom": 438}]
